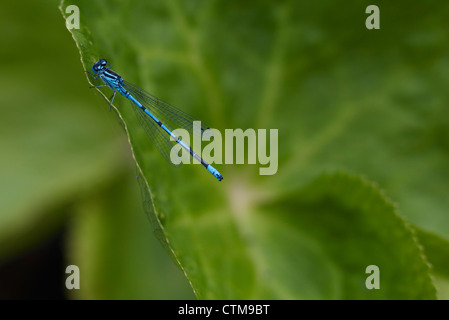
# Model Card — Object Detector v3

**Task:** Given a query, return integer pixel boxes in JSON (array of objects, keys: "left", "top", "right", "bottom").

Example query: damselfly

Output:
[{"left": 88, "top": 59, "right": 223, "bottom": 181}]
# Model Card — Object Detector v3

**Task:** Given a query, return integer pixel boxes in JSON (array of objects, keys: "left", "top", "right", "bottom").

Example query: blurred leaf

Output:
[
  {"left": 0, "top": 0, "right": 124, "bottom": 260},
  {"left": 67, "top": 173, "right": 194, "bottom": 299},
  {"left": 59, "top": 0, "right": 446, "bottom": 299}
]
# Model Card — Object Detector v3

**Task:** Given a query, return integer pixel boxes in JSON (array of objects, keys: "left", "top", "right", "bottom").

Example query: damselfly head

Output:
[{"left": 92, "top": 59, "right": 108, "bottom": 73}]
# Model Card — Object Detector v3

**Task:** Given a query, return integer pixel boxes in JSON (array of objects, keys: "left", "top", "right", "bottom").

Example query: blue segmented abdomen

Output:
[{"left": 95, "top": 64, "right": 223, "bottom": 181}]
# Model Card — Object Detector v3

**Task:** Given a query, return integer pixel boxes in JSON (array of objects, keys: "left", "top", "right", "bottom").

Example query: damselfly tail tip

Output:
[
  {"left": 214, "top": 172, "right": 223, "bottom": 181},
  {"left": 207, "top": 165, "right": 223, "bottom": 181}
]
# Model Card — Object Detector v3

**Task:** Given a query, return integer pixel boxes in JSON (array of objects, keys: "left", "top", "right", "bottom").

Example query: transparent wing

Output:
[
  {"left": 131, "top": 102, "right": 180, "bottom": 167},
  {"left": 123, "top": 81, "right": 213, "bottom": 138}
]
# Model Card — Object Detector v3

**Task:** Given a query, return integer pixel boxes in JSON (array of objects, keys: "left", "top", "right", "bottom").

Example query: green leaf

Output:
[
  {"left": 259, "top": 173, "right": 435, "bottom": 299},
  {"left": 414, "top": 228, "right": 449, "bottom": 299},
  {"left": 59, "top": 0, "right": 444, "bottom": 299}
]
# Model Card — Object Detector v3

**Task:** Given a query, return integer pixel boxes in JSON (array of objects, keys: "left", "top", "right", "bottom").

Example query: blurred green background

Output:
[
  {"left": 0, "top": 0, "right": 194, "bottom": 299},
  {"left": 1, "top": 0, "right": 449, "bottom": 299}
]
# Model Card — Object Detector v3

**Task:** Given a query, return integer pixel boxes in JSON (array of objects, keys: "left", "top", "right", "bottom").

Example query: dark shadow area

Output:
[{"left": 0, "top": 229, "right": 66, "bottom": 300}]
